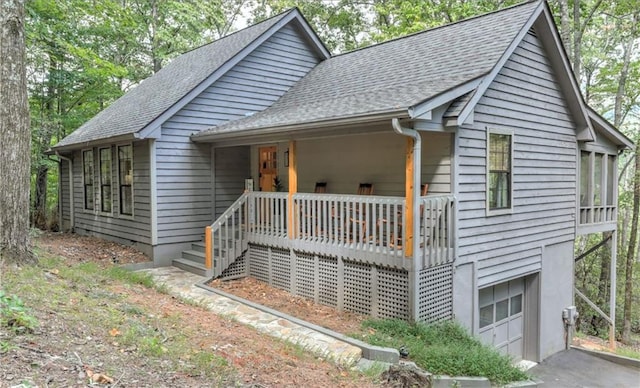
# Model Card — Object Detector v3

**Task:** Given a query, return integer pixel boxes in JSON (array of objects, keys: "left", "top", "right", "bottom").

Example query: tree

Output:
[{"left": 0, "top": 0, "right": 35, "bottom": 264}]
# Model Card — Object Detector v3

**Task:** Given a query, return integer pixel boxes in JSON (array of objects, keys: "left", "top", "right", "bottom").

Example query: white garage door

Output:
[{"left": 478, "top": 278, "right": 524, "bottom": 360}]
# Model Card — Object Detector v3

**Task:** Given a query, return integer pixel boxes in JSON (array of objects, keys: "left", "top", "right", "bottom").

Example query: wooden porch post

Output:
[
  {"left": 405, "top": 137, "right": 414, "bottom": 257},
  {"left": 288, "top": 141, "right": 297, "bottom": 239}
]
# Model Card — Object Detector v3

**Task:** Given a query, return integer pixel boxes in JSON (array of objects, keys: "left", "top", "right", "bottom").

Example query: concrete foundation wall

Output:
[{"left": 539, "top": 240, "right": 574, "bottom": 359}]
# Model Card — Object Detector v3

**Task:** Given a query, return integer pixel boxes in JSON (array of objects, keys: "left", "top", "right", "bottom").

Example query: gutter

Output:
[
  {"left": 392, "top": 118, "right": 422, "bottom": 322},
  {"left": 55, "top": 152, "right": 74, "bottom": 231},
  {"left": 191, "top": 110, "right": 408, "bottom": 143}
]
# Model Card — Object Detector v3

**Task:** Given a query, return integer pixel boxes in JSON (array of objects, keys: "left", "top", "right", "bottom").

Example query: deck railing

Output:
[
  {"left": 579, "top": 205, "right": 616, "bottom": 226},
  {"left": 418, "top": 195, "right": 456, "bottom": 268},
  {"left": 207, "top": 192, "right": 250, "bottom": 277},
  {"left": 208, "top": 191, "right": 457, "bottom": 274}
]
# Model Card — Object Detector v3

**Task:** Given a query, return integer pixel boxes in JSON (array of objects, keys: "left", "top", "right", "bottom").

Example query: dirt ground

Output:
[
  {"left": 0, "top": 232, "right": 379, "bottom": 387},
  {"left": 4, "top": 231, "right": 636, "bottom": 388}
]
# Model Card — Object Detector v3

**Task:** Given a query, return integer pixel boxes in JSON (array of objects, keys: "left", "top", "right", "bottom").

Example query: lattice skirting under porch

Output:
[{"left": 219, "top": 244, "right": 453, "bottom": 321}]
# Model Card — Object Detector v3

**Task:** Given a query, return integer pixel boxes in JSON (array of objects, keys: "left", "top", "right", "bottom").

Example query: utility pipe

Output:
[
  {"left": 393, "top": 118, "right": 422, "bottom": 322},
  {"left": 392, "top": 118, "right": 422, "bottom": 267},
  {"left": 55, "top": 152, "right": 74, "bottom": 231}
]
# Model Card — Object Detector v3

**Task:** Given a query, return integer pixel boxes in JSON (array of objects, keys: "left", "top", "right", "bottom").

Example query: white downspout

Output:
[
  {"left": 392, "top": 118, "right": 422, "bottom": 322},
  {"left": 55, "top": 152, "right": 74, "bottom": 231}
]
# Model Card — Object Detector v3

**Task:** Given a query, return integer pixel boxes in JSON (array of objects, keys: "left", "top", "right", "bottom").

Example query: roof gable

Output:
[
  {"left": 193, "top": 1, "right": 541, "bottom": 140},
  {"left": 454, "top": 1, "right": 596, "bottom": 142},
  {"left": 53, "top": 9, "right": 329, "bottom": 151}
]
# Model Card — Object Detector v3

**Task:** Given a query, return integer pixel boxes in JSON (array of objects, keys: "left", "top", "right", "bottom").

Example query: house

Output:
[{"left": 50, "top": 0, "right": 633, "bottom": 363}]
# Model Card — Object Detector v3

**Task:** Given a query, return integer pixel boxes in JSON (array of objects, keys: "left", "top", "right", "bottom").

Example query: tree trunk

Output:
[
  {"left": 557, "top": 0, "right": 570, "bottom": 56},
  {"left": 32, "top": 164, "right": 49, "bottom": 229},
  {"left": 0, "top": 0, "right": 35, "bottom": 264},
  {"left": 621, "top": 139, "right": 640, "bottom": 343}
]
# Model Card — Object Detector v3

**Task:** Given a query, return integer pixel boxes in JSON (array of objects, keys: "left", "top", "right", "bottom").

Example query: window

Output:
[
  {"left": 118, "top": 145, "right": 133, "bottom": 215},
  {"left": 99, "top": 148, "right": 112, "bottom": 213},
  {"left": 488, "top": 132, "right": 512, "bottom": 211},
  {"left": 580, "top": 151, "right": 590, "bottom": 206},
  {"left": 580, "top": 151, "right": 616, "bottom": 208},
  {"left": 82, "top": 150, "right": 94, "bottom": 210}
]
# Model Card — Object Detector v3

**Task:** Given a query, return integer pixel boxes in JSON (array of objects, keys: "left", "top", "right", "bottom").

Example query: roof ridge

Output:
[
  {"left": 179, "top": 8, "right": 296, "bottom": 56},
  {"left": 332, "top": 0, "right": 540, "bottom": 58}
]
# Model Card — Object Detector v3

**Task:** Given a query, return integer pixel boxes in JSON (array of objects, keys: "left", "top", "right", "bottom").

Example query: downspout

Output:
[
  {"left": 55, "top": 152, "right": 74, "bottom": 231},
  {"left": 392, "top": 118, "right": 422, "bottom": 322},
  {"left": 392, "top": 118, "right": 422, "bottom": 263}
]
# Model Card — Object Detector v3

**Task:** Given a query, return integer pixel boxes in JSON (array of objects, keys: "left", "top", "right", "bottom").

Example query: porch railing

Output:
[
  {"left": 579, "top": 205, "right": 616, "bottom": 225},
  {"left": 293, "top": 193, "right": 407, "bottom": 266},
  {"left": 418, "top": 195, "right": 456, "bottom": 268},
  {"left": 207, "top": 192, "right": 250, "bottom": 278},
  {"left": 207, "top": 191, "right": 457, "bottom": 275}
]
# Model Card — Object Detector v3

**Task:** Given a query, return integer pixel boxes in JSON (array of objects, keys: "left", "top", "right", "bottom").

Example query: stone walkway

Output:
[{"left": 137, "top": 266, "right": 363, "bottom": 367}]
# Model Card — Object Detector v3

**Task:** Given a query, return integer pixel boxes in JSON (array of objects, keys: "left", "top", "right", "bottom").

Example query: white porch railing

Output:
[
  {"left": 418, "top": 195, "right": 456, "bottom": 268},
  {"left": 293, "top": 193, "right": 407, "bottom": 267},
  {"left": 208, "top": 192, "right": 250, "bottom": 278},
  {"left": 579, "top": 205, "right": 616, "bottom": 225},
  {"left": 207, "top": 192, "right": 456, "bottom": 275}
]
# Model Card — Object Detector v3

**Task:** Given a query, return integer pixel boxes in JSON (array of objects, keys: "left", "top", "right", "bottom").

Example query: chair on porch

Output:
[
  {"left": 346, "top": 183, "right": 375, "bottom": 243},
  {"left": 357, "top": 183, "right": 374, "bottom": 195},
  {"left": 314, "top": 182, "right": 327, "bottom": 193}
]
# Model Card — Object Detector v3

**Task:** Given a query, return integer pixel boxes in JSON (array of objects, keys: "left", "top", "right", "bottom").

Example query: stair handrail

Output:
[{"left": 205, "top": 192, "right": 250, "bottom": 273}]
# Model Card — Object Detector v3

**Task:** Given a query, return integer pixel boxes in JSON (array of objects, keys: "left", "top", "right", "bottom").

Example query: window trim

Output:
[
  {"left": 82, "top": 148, "right": 95, "bottom": 211},
  {"left": 117, "top": 143, "right": 134, "bottom": 218},
  {"left": 486, "top": 128, "right": 514, "bottom": 216},
  {"left": 98, "top": 147, "right": 113, "bottom": 214}
]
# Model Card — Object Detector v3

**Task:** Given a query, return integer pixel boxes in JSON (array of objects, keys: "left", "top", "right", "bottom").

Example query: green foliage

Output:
[
  {"left": 2, "top": 251, "right": 237, "bottom": 382},
  {"left": 0, "top": 290, "right": 38, "bottom": 334},
  {"left": 356, "top": 319, "right": 529, "bottom": 385}
]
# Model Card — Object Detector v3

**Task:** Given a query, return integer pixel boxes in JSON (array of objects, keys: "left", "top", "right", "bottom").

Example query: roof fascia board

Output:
[
  {"left": 534, "top": 3, "right": 595, "bottom": 142},
  {"left": 457, "top": 2, "right": 545, "bottom": 125},
  {"left": 138, "top": 11, "right": 325, "bottom": 140},
  {"left": 50, "top": 133, "right": 139, "bottom": 153},
  {"left": 192, "top": 109, "right": 408, "bottom": 143},
  {"left": 289, "top": 10, "right": 331, "bottom": 60},
  {"left": 588, "top": 109, "right": 634, "bottom": 150},
  {"left": 409, "top": 78, "right": 482, "bottom": 119}
]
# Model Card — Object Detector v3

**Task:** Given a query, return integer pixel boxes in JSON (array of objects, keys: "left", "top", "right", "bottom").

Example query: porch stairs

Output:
[
  {"left": 172, "top": 193, "right": 250, "bottom": 277},
  {"left": 171, "top": 242, "right": 208, "bottom": 277}
]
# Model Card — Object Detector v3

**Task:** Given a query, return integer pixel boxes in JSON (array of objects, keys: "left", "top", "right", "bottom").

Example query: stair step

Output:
[
  {"left": 191, "top": 241, "right": 205, "bottom": 253},
  {"left": 172, "top": 258, "right": 209, "bottom": 277},
  {"left": 181, "top": 249, "right": 205, "bottom": 263}
]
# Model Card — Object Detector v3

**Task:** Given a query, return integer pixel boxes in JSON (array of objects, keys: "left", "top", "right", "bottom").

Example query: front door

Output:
[
  {"left": 478, "top": 278, "right": 524, "bottom": 360},
  {"left": 259, "top": 146, "right": 277, "bottom": 192}
]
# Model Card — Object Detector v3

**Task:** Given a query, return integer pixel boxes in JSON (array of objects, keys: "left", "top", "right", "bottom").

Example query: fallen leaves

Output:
[{"left": 85, "top": 366, "right": 114, "bottom": 385}]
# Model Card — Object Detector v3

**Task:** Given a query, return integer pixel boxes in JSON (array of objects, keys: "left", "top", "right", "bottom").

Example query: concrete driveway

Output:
[{"left": 530, "top": 348, "right": 639, "bottom": 387}]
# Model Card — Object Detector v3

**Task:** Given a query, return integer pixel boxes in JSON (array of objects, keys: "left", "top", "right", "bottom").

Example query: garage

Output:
[{"left": 478, "top": 278, "right": 525, "bottom": 359}]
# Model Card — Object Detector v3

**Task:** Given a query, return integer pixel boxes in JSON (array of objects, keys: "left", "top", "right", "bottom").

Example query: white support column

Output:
[{"left": 609, "top": 230, "right": 617, "bottom": 349}]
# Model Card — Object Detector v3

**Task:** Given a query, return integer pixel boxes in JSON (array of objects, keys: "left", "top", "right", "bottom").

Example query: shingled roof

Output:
[
  {"left": 192, "top": 1, "right": 541, "bottom": 140},
  {"left": 52, "top": 9, "right": 298, "bottom": 150}
]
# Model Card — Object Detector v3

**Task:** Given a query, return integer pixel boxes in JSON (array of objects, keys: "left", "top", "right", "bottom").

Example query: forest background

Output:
[{"left": 24, "top": 0, "right": 639, "bottom": 344}]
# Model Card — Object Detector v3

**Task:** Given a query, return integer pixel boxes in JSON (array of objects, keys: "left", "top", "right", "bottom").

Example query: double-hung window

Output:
[
  {"left": 99, "top": 148, "right": 112, "bottom": 213},
  {"left": 82, "top": 150, "right": 94, "bottom": 210},
  {"left": 487, "top": 130, "right": 513, "bottom": 213},
  {"left": 118, "top": 145, "right": 133, "bottom": 216}
]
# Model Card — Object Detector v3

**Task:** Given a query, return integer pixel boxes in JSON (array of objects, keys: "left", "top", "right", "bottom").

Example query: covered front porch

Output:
[{"left": 197, "top": 120, "right": 458, "bottom": 321}]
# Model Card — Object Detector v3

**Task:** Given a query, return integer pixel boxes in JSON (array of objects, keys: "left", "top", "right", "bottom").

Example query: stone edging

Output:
[{"left": 195, "top": 280, "right": 399, "bottom": 364}]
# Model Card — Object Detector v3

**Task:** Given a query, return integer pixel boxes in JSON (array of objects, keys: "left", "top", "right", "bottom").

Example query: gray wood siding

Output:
[
  {"left": 72, "top": 141, "right": 151, "bottom": 244},
  {"left": 156, "top": 23, "right": 322, "bottom": 245},
  {"left": 60, "top": 159, "right": 71, "bottom": 229},
  {"left": 214, "top": 146, "right": 250, "bottom": 219},
  {"left": 456, "top": 31, "right": 576, "bottom": 286},
  {"left": 295, "top": 131, "right": 452, "bottom": 196}
]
